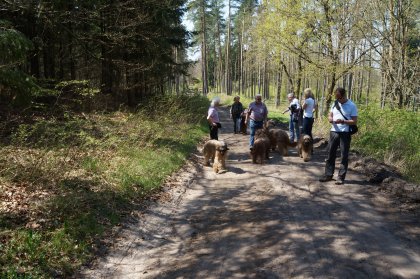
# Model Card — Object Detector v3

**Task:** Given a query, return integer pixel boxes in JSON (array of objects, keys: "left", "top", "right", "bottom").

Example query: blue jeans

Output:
[
  {"left": 302, "top": 117, "right": 314, "bottom": 139},
  {"left": 289, "top": 115, "right": 300, "bottom": 142},
  {"left": 249, "top": 120, "right": 264, "bottom": 147},
  {"left": 232, "top": 115, "right": 241, "bottom": 133}
]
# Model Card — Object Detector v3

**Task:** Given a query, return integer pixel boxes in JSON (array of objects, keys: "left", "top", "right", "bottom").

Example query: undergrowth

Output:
[
  {"left": 0, "top": 94, "right": 209, "bottom": 278},
  {"left": 352, "top": 107, "right": 419, "bottom": 183}
]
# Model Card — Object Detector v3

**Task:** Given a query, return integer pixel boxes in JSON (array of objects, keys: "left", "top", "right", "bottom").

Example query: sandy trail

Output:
[{"left": 81, "top": 107, "right": 420, "bottom": 279}]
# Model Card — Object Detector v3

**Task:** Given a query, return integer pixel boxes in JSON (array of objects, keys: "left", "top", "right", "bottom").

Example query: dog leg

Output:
[
  {"left": 213, "top": 162, "right": 219, "bottom": 173},
  {"left": 220, "top": 158, "right": 226, "bottom": 170},
  {"left": 282, "top": 146, "right": 288, "bottom": 156},
  {"left": 204, "top": 155, "right": 210, "bottom": 166}
]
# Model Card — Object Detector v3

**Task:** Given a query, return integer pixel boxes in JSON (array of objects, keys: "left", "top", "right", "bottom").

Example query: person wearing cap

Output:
[
  {"left": 207, "top": 97, "right": 221, "bottom": 140},
  {"left": 245, "top": 94, "right": 268, "bottom": 149}
]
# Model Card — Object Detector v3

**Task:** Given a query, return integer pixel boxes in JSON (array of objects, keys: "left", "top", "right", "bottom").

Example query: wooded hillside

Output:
[{"left": 1, "top": 0, "right": 190, "bottom": 107}]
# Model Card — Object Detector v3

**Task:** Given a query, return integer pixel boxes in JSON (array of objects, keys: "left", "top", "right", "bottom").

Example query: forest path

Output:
[{"left": 80, "top": 107, "right": 420, "bottom": 279}]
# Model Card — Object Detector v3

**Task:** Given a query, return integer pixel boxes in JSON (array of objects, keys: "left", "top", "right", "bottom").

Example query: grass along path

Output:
[{"left": 0, "top": 95, "right": 209, "bottom": 278}]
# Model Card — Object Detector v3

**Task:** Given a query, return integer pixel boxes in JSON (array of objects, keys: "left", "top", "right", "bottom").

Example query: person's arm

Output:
[
  {"left": 348, "top": 105, "right": 358, "bottom": 125},
  {"left": 302, "top": 100, "right": 307, "bottom": 110},
  {"left": 245, "top": 107, "right": 252, "bottom": 122},
  {"left": 347, "top": 116, "right": 357, "bottom": 125},
  {"left": 207, "top": 110, "right": 217, "bottom": 126},
  {"left": 328, "top": 111, "right": 334, "bottom": 124}
]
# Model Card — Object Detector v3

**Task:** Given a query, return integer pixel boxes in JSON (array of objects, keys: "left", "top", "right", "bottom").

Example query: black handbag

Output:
[
  {"left": 349, "top": 124, "right": 358, "bottom": 134},
  {"left": 334, "top": 101, "right": 358, "bottom": 135}
]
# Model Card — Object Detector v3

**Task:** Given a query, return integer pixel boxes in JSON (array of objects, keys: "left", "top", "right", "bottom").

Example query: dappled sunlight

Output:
[{"left": 80, "top": 107, "right": 420, "bottom": 279}]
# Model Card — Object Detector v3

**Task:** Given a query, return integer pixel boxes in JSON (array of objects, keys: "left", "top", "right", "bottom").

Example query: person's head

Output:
[
  {"left": 334, "top": 87, "right": 346, "bottom": 103},
  {"left": 304, "top": 88, "right": 313, "bottom": 99},
  {"left": 211, "top": 97, "right": 220, "bottom": 107},
  {"left": 287, "top": 93, "right": 294, "bottom": 102},
  {"left": 255, "top": 94, "right": 262, "bottom": 103},
  {"left": 234, "top": 96, "right": 240, "bottom": 102}
]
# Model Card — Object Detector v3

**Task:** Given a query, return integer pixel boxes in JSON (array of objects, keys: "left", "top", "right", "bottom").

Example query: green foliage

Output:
[
  {"left": 0, "top": 94, "right": 209, "bottom": 277},
  {"left": 352, "top": 107, "right": 420, "bottom": 182},
  {"left": 0, "top": 21, "right": 38, "bottom": 107},
  {"left": 0, "top": 21, "right": 32, "bottom": 64},
  {"left": 54, "top": 80, "right": 100, "bottom": 97}
]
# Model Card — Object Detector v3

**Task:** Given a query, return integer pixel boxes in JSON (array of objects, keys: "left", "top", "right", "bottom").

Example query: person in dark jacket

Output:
[{"left": 230, "top": 96, "right": 244, "bottom": 134}]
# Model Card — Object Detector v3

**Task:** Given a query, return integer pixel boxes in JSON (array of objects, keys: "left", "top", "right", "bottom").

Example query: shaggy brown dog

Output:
[
  {"left": 298, "top": 134, "right": 313, "bottom": 162},
  {"left": 202, "top": 140, "right": 229, "bottom": 173},
  {"left": 264, "top": 120, "right": 297, "bottom": 156},
  {"left": 251, "top": 129, "right": 271, "bottom": 164}
]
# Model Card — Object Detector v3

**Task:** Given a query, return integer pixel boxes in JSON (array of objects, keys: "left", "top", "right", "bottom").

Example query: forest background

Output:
[{"left": 0, "top": 0, "right": 419, "bottom": 277}]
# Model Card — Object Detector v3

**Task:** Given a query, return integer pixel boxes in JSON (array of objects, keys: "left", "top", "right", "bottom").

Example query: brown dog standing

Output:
[
  {"left": 264, "top": 120, "right": 297, "bottom": 156},
  {"left": 202, "top": 140, "right": 229, "bottom": 173},
  {"left": 298, "top": 134, "right": 313, "bottom": 162},
  {"left": 251, "top": 129, "right": 271, "bottom": 164}
]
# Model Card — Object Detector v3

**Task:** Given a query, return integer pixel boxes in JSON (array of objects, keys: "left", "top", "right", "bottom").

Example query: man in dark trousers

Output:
[{"left": 319, "top": 87, "right": 358, "bottom": 185}]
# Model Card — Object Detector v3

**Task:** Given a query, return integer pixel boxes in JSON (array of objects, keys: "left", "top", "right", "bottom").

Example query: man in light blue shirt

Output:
[{"left": 319, "top": 87, "right": 358, "bottom": 185}]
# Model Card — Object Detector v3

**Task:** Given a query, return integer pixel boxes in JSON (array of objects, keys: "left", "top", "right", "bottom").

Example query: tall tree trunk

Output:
[
  {"left": 366, "top": 49, "right": 372, "bottom": 105},
  {"left": 239, "top": 17, "right": 245, "bottom": 95},
  {"left": 276, "top": 61, "right": 282, "bottom": 108},
  {"left": 295, "top": 57, "right": 302, "bottom": 97},
  {"left": 225, "top": 0, "right": 231, "bottom": 95},
  {"left": 175, "top": 47, "right": 180, "bottom": 95},
  {"left": 216, "top": 18, "right": 223, "bottom": 93},
  {"left": 201, "top": 0, "right": 208, "bottom": 95},
  {"left": 100, "top": 10, "right": 112, "bottom": 94}
]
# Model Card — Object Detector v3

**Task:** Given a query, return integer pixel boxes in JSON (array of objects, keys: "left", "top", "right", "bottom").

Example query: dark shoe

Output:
[
  {"left": 335, "top": 177, "right": 344, "bottom": 185},
  {"left": 319, "top": 175, "right": 333, "bottom": 182}
]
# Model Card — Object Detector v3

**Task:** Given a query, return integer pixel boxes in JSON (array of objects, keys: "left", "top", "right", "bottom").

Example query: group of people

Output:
[
  {"left": 283, "top": 88, "right": 317, "bottom": 143},
  {"left": 206, "top": 87, "right": 358, "bottom": 184}
]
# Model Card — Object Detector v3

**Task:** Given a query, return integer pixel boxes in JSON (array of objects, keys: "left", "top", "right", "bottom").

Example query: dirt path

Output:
[{"left": 81, "top": 107, "right": 420, "bottom": 278}]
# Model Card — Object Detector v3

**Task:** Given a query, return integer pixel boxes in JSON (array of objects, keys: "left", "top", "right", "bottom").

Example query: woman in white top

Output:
[{"left": 302, "top": 88, "right": 317, "bottom": 139}]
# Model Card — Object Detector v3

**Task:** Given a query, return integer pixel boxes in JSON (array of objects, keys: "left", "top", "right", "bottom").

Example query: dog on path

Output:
[
  {"left": 251, "top": 129, "right": 271, "bottom": 164},
  {"left": 264, "top": 120, "right": 297, "bottom": 156},
  {"left": 298, "top": 134, "right": 313, "bottom": 162},
  {"left": 202, "top": 140, "right": 229, "bottom": 173}
]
